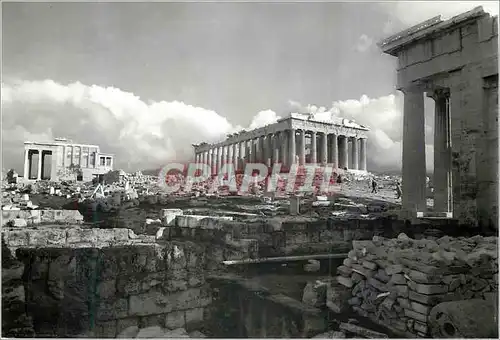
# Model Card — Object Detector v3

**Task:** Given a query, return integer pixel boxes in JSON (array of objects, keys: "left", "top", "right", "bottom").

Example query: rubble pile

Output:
[{"left": 335, "top": 234, "right": 498, "bottom": 337}]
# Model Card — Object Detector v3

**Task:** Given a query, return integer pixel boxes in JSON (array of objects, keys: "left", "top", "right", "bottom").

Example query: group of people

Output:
[{"left": 369, "top": 178, "right": 402, "bottom": 199}]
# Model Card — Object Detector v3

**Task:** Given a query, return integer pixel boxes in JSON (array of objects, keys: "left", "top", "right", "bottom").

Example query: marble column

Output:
[
  {"left": 273, "top": 132, "right": 280, "bottom": 164},
  {"left": 402, "top": 88, "right": 427, "bottom": 213},
  {"left": 310, "top": 131, "right": 317, "bottom": 164},
  {"left": 288, "top": 129, "right": 296, "bottom": 166},
  {"left": 280, "top": 132, "right": 288, "bottom": 166},
  {"left": 266, "top": 134, "right": 273, "bottom": 167},
  {"left": 359, "top": 138, "right": 367, "bottom": 171},
  {"left": 215, "top": 146, "right": 221, "bottom": 175},
  {"left": 330, "top": 134, "right": 339, "bottom": 168},
  {"left": 430, "top": 89, "right": 452, "bottom": 212},
  {"left": 207, "top": 149, "right": 213, "bottom": 175},
  {"left": 238, "top": 141, "right": 245, "bottom": 171},
  {"left": 298, "top": 130, "right": 306, "bottom": 165},
  {"left": 320, "top": 132, "right": 328, "bottom": 165},
  {"left": 351, "top": 137, "right": 359, "bottom": 170},
  {"left": 228, "top": 144, "right": 233, "bottom": 168},
  {"left": 232, "top": 143, "right": 238, "bottom": 171},
  {"left": 37, "top": 149, "right": 43, "bottom": 180},
  {"left": 24, "top": 149, "right": 30, "bottom": 179},
  {"left": 339, "top": 136, "right": 349, "bottom": 169},
  {"left": 258, "top": 136, "right": 265, "bottom": 163}
]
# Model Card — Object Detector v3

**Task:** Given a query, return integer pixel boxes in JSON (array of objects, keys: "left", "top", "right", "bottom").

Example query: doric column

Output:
[
  {"left": 288, "top": 129, "right": 296, "bottom": 165},
  {"left": 298, "top": 130, "right": 306, "bottom": 165},
  {"left": 37, "top": 149, "right": 43, "bottom": 180},
  {"left": 24, "top": 149, "right": 30, "bottom": 179},
  {"left": 402, "top": 88, "right": 427, "bottom": 213},
  {"left": 429, "top": 89, "right": 451, "bottom": 212},
  {"left": 238, "top": 141, "right": 245, "bottom": 171},
  {"left": 227, "top": 144, "right": 233, "bottom": 168},
  {"left": 309, "top": 131, "right": 317, "bottom": 164},
  {"left": 359, "top": 138, "right": 367, "bottom": 171},
  {"left": 232, "top": 143, "right": 238, "bottom": 170},
  {"left": 330, "top": 134, "right": 339, "bottom": 168},
  {"left": 215, "top": 146, "right": 221, "bottom": 175},
  {"left": 202, "top": 151, "right": 207, "bottom": 165},
  {"left": 272, "top": 132, "right": 280, "bottom": 164},
  {"left": 223, "top": 145, "right": 228, "bottom": 166},
  {"left": 351, "top": 137, "right": 359, "bottom": 170},
  {"left": 207, "top": 149, "right": 213, "bottom": 175},
  {"left": 258, "top": 136, "right": 265, "bottom": 163},
  {"left": 320, "top": 132, "right": 328, "bottom": 165},
  {"left": 280, "top": 132, "right": 288, "bottom": 166},
  {"left": 339, "top": 136, "right": 349, "bottom": 168},
  {"left": 266, "top": 134, "right": 273, "bottom": 167}
]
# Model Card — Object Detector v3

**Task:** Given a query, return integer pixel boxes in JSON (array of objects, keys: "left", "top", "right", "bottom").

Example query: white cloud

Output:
[
  {"left": 1, "top": 79, "right": 437, "bottom": 174},
  {"left": 355, "top": 34, "right": 373, "bottom": 52},
  {"left": 1, "top": 80, "right": 248, "bottom": 171}
]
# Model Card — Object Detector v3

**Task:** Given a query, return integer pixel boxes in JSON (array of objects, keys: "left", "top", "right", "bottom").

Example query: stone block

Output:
[
  {"left": 343, "top": 257, "right": 354, "bottom": 267},
  {"left": 389, "top": 274, "right": 406, "bottom": 285},
  {"left": 95, "top": 320, "right": 117, "bottom": 338},
  {"left": 351, "top": 264, "right": 376, "bottom": 278},
  {"left": 165, "top": 310, "right": 186, "bottom": 329},
  {"left": 367, "top": 278, "right": 387, "bottom": 292},
  {"left": 136, "top": 326, "right": 165, "bottom": 338},
  {"left": 410, "top": 301, "right": 431, "bottom": 315},
  {"left": 397, "top": 297, "right": 411, "bottom": 309},
  {"left": 385, "top": 264, "right": 404, "bottom": 275},
  {"left": 303, "top": 281, "right": 327, "bottom": 308},
  {"left": 351, "top": 272, "right": 364, "bottom": 283},
  {"left": 408, "top": 281, "right": 448, "bottom": 295},
  {"left": 413, "top": 322, "right": 428, "bottom": 334},
  {"left": 337, "top": 265, "right": 352, "bottom": 277},
  {"left": 116, "top": 318, "right": 139, "bottom": 336},
  {"left": 116, "top": 325, "right": 139, "bottom": 338},
  {"left": 3, "top": 230, "right": 28, "bottom": 247},
  {"left": 185, "top": 307, "right": 204, "bottom": 330},
  {"left": 449, "top": 278, "right": 461, "bottom": 291},
  {"left": 98, "top": 298, "right": 128, "bottom": 321},
  {"left": 404, "top": 309, "right": 427, "bottom": 323},
  {"left": 375, "top": 269, "right": 390, "bottom": 283},
  {"left": 407, "top": 270, "right": 443, "bottom": 284},
  {"left": 97, "top": 280, "right": 116, "bottom": 299},
  {"left": 389, "top": 284, "right": 409, "bottom": 298},
  {"left": 326, "top": 281, "right": 351, "bottom": 313},
  {"left": 362, "top": 260, "right": 377, "bottom": 270},
  {"left": 336, "top": 276, "right": 353, "bottom": 288},
  {"left": 408, "top": 290, "right": 445, "bottom": 305},
  {"left": 129, "top": 291, "right": 173, "bottom": 316}
]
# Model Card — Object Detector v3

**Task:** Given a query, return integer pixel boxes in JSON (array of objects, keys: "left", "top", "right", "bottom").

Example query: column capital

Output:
[{"left": 426, "top": 88, "right": 450, "bottom": 100}]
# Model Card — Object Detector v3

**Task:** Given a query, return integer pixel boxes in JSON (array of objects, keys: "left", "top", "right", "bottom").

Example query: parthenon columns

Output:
[
  {"left": 359, "top": 138, "right": 367, "bottom": 171},
  {"left": 194, "top": 121, "right": 369, "bottom": 176},
  {"left": 351, "top": 137, "right": 359, "bottom": 170},
  {"left": 310, "top": 131, "right": 317, "bottom": 163},
  {"left": 429, "top": 89, "right": 452, "bottom": 212},
  {"left": 339, "top": 136, "right": 348, "bottom": 168},
  {"left": 402, "top": 87, "right": 427, "bottom": 213},
  {"left": 288, "top": 129, "right": 296, "bottom": 166},
  {"left": 298, "top": 130, "right": 306, "bottom": 165}
]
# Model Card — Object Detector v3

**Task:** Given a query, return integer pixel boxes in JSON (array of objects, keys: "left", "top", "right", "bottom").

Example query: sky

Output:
[{"left": 2, "top": 1, "right": 499, "bottom": 174}]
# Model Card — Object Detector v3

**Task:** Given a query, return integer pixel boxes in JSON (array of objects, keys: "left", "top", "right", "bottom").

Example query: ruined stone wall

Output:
[
  {"left": 1, "top": 222, "right": 258, "bottom": 338},
  {"left": 335, "top": 234, "right": 498, "bottom": 337},
  {"left": 2, "top": 209, "right": 84, "bottom": 226},
  {"left": 15, "top": 241, "right": 212, "bottom": 338}
]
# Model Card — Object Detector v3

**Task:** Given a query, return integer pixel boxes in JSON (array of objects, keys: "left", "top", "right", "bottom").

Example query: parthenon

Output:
[{"left": 193, "top": 113, "right": 369, "bottom": 175}]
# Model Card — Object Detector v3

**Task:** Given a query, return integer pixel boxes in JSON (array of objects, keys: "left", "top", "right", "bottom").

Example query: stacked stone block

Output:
[{"left": 335, "top": 234, "right": 498, "bottom": 337}]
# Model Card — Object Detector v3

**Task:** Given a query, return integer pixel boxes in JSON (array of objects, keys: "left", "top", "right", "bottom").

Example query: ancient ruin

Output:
[
  {"left": 193, "top": 113, "right": 369, "bottom": 175},
  {"left": 24, "top": 138, "right": 114, "bottom": 182},
  {"left": 2, "top": 5, "right": 498, "bottom": 340},
  {"left": 379, "top": 6, "right": 498, "bottom": 229}
]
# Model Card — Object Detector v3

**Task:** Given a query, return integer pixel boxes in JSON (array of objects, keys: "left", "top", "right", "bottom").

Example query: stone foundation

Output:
[{"left": 335, "top": 234, "right": 498, "bottom": 337}]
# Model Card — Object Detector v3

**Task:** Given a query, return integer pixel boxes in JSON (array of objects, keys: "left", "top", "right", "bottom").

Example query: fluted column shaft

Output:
[
  {"left": 402, "top": 88, "right": 427, "bottom": 212},
  {"left": 339, "top": 136, "right": 348, "bottom": 168},
  {"left": 288, "top": 129, "right": 296, "bottom": 165},
  {"left": 298, "top": 130, "right": 306, "bottom": 165},
  {"left": 330, "top": 134, "right": 339, "bottom": 168},
  {"left": 359, "top": 139, "right": 367, "bottom": 171},
  {"left": 310, "top": 132, "right": 317, "bottom": 164},
  {"left": 320, "top": 132, "right": 328, "bottom": 165},
  {"left": 351, "top": 137, "right": 359, "bottom": 170}
]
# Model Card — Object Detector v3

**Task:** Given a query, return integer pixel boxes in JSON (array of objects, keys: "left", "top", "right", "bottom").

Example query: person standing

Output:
[{"left": 371, "top": 179, "right": 377, "bottom": 194}]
